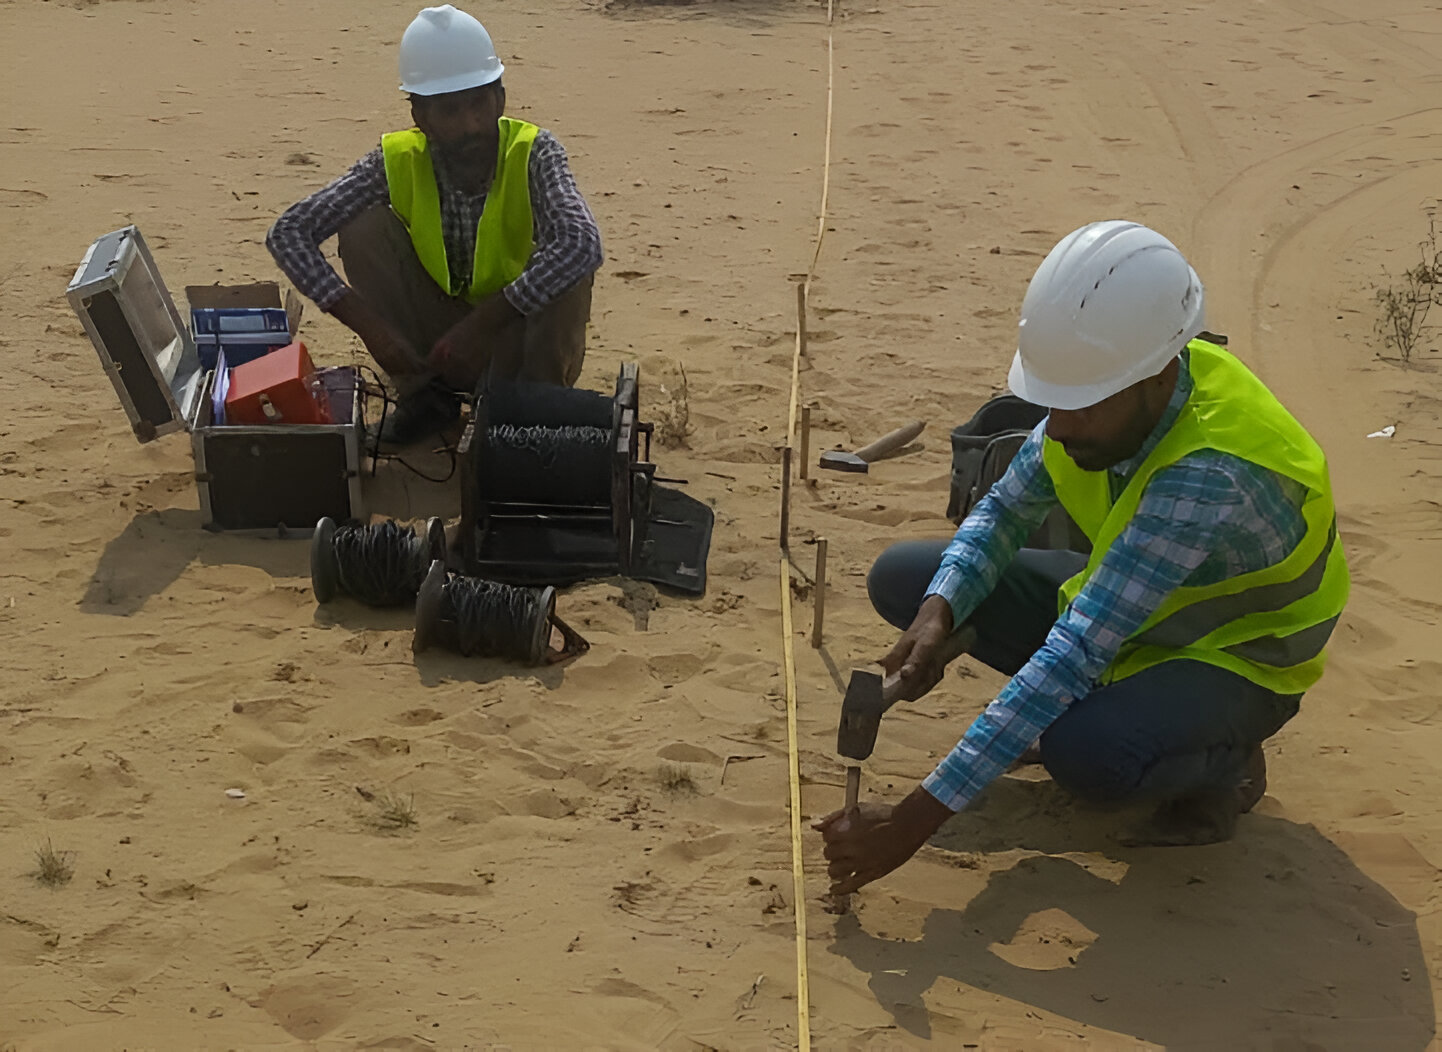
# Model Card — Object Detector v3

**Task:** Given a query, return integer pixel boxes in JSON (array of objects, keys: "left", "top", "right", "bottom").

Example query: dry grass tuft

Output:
[
  {"left": 34, "top": 839, "right": 74, "bottom": 887},
  {"left": 373, "top": 790, "right": 418, "bottom": 831},
  {"left": 655, "top": 364, "right": 693, "bottom": 449},
  {"left": 657, "top": 762, "right": 698, "bottom": 795},
  {"left": 1375, "top": 205, "right": 1441, "bottom": 363}
]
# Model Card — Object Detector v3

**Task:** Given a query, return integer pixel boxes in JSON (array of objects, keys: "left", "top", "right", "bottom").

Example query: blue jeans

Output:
[{"left": 867, "top": 541, "right": 1302, "bottom": 804}]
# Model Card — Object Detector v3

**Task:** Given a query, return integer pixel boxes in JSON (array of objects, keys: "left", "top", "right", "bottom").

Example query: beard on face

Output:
[
  {"left": 1062, "top": 443, "right": 1109, "bottom": 471},
  {"left": 433, "top": 136, "right": 490, "bottom": 170},
  {"left": 1062, "top": 395, "right": 1156, "bottom": 471}
]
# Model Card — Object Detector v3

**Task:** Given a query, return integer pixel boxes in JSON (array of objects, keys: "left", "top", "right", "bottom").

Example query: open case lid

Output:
[
  {"left": 66, "top": 225, "right": 203, "bottom": 443},
  {"left": 184, "top": 281, "right": 304, "bottom": 336}
]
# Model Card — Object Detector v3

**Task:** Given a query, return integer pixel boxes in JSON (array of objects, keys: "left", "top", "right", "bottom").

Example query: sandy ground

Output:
[{"left": 2, "top": 0, "right": 1441, "bottom": 1047}]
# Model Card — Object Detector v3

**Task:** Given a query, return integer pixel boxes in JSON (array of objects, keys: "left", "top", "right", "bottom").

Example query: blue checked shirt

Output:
[{"left": 922, "top": 353, "right": 1309, "bottom": 812}]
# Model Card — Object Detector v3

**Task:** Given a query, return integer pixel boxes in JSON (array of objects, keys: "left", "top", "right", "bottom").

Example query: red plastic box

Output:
[{"left": 224, "top": 340, "right": 333, "bottom": 426}]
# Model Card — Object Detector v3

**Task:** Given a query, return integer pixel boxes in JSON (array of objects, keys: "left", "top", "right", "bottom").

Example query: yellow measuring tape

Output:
[
  {"left": 780, "top": 3, "right": 835, "bottom": 1048},
  {"left": 780, "top": 555, "right": 811, "bottom": 1051}
]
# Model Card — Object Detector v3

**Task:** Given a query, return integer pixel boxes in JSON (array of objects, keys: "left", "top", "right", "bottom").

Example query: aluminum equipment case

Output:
[{"left": 66, "top": 225, "right": 366, "bottom": 532}]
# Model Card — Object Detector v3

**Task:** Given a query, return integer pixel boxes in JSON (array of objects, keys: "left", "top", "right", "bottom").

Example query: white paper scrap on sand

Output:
[
  {"left": 225, "top": 788, "right": 246, "bottom": 799},
  {"left": 1367, "top": 426, "right": 1396, "bottom": 439}
]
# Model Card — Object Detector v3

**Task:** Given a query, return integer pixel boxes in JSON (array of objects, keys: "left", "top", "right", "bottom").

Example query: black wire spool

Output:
[
  {"left": 475, "top": 423, "right": 613, "bottom": 506},
  {"left": 459, "top": 363, "right": 653, "bottom": 582},
  {"left": 484, "top": 379, "right": 614, "bottom": 430},
  {"left": 310, "top": 516, "right": 446, "bottom": 606},
  {"left": 412, "top": 560, "right": 589, "bottom": 665}
]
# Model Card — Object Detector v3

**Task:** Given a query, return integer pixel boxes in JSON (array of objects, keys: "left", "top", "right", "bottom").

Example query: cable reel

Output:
[
  {"left": 310, "top": 516, "right": 447, "bottom": 605},
  {"left": 411, "top": 560, "right": 590, "bottom": 665}
]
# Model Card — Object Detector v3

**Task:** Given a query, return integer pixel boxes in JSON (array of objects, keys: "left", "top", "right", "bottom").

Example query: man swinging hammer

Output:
[{"left": 818, "top": 221, "right": 1350, "bottom": 893}]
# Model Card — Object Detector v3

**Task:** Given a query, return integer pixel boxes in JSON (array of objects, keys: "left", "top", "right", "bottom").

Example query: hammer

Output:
[
  {"left": 832, "top": 623, "right": 978, "bottom": 911},
  {"left": 819, "top": 420, "right": 926, "bottom": 473},
  {"left": 830, "top": 667, "right": 902, "bottom": 915}
]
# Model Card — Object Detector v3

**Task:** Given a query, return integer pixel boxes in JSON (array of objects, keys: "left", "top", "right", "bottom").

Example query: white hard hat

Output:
[
  {"left": 1008, "top": 220, "right": 1205, "bottom": 410},
  {"left": 399, "top": 5, "right": 505, "bottom": 96}
]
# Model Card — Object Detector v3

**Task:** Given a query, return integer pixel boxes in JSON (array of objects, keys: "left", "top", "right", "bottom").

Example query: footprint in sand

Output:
[
  {"left": 258, "top": 976, "right": 357, "bottom": 1041},
  {"left": 645, "top": 648, "right": 713, "bottom": 684},
  {"left": 988, "top": 907, "right": 1100, "bottom": 971},
  {"left": 38, "top": 755, "right": 146, "bottom": 820},
  {"left": 392, "top": 706, "right": 445, "bottom": 726},
  {"left": 233, "top": 735, "right": 290, "bottom": 766},
  {"left": 656, "top": 742, "right": 722, "bottom": 766},
  {"left": 346, "top": 735, "right": 412, "bottom": 757},
  {"left": 655, "top": 831, "right": 734, "bottom": 863},
  {"left": 830, "top": 501, "right": 942, "bottom": 528},
  {"left": 511, "top": 787, "right": 580, "bottom": 820}
]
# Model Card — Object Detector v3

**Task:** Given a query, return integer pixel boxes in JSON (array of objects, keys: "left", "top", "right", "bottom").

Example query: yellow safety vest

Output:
[
  {"left": 1042, "top": 340, "right": 1350, "bottom": 694},
  {"left": 380, "top": 117, "right": 538, "bottom": 302}
]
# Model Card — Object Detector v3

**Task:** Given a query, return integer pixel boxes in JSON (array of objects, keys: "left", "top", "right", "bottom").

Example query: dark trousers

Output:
[
  {"left": 867, "top": 541, "right": 1302, "bottom": 804},
  {"left": 336, "top": 205, "right": 593, "bottom": 390}
]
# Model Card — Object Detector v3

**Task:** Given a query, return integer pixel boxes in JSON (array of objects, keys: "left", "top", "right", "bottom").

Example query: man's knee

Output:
[
  {"left": 336, "top": 204, "right": 408, "bottom": 267},
  {"left": 553, "top": 273, "right": 592, "bottom": 385},
  {"left": 520, "top": 272, "right": 593, "bottom": 386},
  {"left": 1040, "top": 712, "right": 1148, "bottom": 804},
  {"left": 866, "top": 541, "right": 942, "bottom": 631}
]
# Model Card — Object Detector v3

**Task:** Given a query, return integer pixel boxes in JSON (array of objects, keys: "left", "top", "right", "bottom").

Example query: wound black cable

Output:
[
  {"left": 439, "top": 576, "right": 548, "bottom": 662},
  {"left": 485, "top": 379, "right": 615, "bottom": 429},
  {"left": 479, "top": 424, "right": 611, "bottom": 504},
  {"left": 330, "top": 520, "right": 432, "bottom": 606}
]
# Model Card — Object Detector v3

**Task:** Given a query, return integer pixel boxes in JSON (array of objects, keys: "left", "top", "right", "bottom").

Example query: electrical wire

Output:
[
  {"left": 439, "top": 575, "right": 548, "bottom": 661},
  {"left": 478, "top": 424, "right": 611, "bottom": 504},
  {"left": 329, "top": 519, "right": 432, "bottom": 606},
  {"left": 360, "top": 368, "right": 461, "bottom": 483}
]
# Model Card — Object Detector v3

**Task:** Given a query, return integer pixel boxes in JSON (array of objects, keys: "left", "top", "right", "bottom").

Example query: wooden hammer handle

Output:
[
  {"left": 844, "top": 764, "right": 861, "bottom": 813},
  {"left": 877, "top": 623, "right": 978, "bottom": 707},
  {"left": 833, "top": 764, "right": 863, "bottom": 915},
  {"left": 852, "top": 420, "right": 925, "bottom": 463}
]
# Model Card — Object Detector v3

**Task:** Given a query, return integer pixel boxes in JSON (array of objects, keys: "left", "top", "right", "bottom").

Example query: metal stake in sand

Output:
[
  {"left": 780, "top": 445, "right": 793, "bottom": 551},
  {"left": 799, "top": 404, "right": 812, "bottom": 483},
  {"left": 811, "top": 536, "right": 827, "bottom": 649},
  {"left": 796, "top": 282, "right": 809, "bottom": 361}
]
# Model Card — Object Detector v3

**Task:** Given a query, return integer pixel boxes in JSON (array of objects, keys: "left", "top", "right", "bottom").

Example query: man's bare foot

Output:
[{"left": 1122, "top": 746, "right": 1266, "bottom": 848}]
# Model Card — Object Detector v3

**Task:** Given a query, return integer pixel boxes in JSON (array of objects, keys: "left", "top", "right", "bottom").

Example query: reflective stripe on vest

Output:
[
  {"left": 1133, "top": 518, "right": 1337, "bottom": 650},
  {"left": 380, "top": 117, "right": 537, "bottom": 302},
  {"left": 1041, "top": 340, "right": 1350, "bottom": 695}
]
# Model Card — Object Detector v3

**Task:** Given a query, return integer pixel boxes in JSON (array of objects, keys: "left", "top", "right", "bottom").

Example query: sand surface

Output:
[{"left": 2, "top": 0, "right": 1440, "bottom": 1047}]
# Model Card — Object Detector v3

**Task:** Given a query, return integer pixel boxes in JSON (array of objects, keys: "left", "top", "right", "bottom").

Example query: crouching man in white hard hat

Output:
[
  {"left": 267, "top": 5, "right": 603, "bottom": 445},
  {"left": 817, "top": 221, "right": 1350, "bottom": 893}
]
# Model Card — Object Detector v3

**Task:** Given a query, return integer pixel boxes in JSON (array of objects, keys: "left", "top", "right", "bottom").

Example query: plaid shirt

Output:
[
  {"left": 922, "top": 353, "right": 1309, "bottom": 811},
  {"left": 265, "top": 129, "right": 602, "bottom": 315}
]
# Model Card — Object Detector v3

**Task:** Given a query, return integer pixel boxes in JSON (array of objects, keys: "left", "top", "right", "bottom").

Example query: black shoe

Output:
[{"left": 378, "top": 382, "right": 460, "bottom": 447}]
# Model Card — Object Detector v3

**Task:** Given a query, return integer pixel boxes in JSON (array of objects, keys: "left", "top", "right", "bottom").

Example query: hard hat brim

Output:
[
  {"left": 1007, "top": 350, "right": 1119, "bottom": 411},
  {"left": 400, "top": 62, "right": 504, "bottom": 96},
  {"left": 1008, "top": 337, "right": 1194, "bottom": 412}
]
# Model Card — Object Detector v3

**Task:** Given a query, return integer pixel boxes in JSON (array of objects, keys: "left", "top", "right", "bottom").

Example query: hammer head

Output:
[
  {"left": 837, "top": 668, "right": 886, "bottom": 760},
  {"left": 819, "top": 450, "right": 868, "bottom": 473}
]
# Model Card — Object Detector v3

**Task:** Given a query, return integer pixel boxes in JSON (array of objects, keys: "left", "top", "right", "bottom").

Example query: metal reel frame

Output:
[
  {"left": 458, "top": 364, "right": 653, "bottom": 582},
  {"left": 310, "top": 516, "right": 339, "bottom": 603}
]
